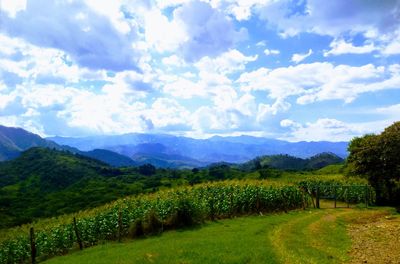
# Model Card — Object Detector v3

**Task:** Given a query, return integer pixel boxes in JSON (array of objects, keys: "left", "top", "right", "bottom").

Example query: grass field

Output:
[{"left": 43, "top": 202, "right": 398, "bottom": 264}]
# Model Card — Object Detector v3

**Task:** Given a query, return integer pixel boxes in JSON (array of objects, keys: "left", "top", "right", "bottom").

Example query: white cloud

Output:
[
  {"left": 0, "top": 0, "right": 398, "bottom": 140},
  {"left": 376, "top": 103, "right": 400, "bottom": 118},
  {"left": 296, "top": 64, "right": 399, "bottom": 104},
  {"left": 190, "top": 90, "right": 258, "bottom": 134},
  {"left": 280, "top": 118, "right": 399, "bottom": 142},
  {"left": 0, "top": 93, "right": 16, "bottom": 111},
  {"left": 144, "top": 9, "right": 187, "bottom": 52},
  {"left": 281, "top": 118, "right": 359, "bottom": 141},
  {"left": 257, "top": 0, "right": 400, "bottom": 38},
  {"left": 324, "top": 39, "right": 376, "bottom": 56},
  {"left": 160, "top": 49, "right": 257, "bottom": 100},
  {"left": 183, "top": 72, "right": 196, "bottom": 79},
  {"left": 255, "top": 0, "right": 400, "bottom": 58},
  {"left": 195, "top": 49, "right": 257, "bottom": 74},
  {"left": 146, "top": 98, "right": 190, "bottom": 130},
  {"left": 211, "top": 0, "right": 272, "bottom": 21},
  {"left": 0, "top": 34, "right": 106, "bottom": 87},
  {"left": 191, "top": 106, "right": 246, "bottom": 132},
  {"left": 174, "top": 0, "right": 248, "bottom": 62},
  {"left": 162, "top": 55, "right": 186, "bottom": 67},
  {"left": 237, "top": 63, "right": 400, "bottom": 104},
  {"left": 237, "top": 66, "right": 307, "bottom": 99},
  {"left": 280, "top": 119, "right": 299, "bottom": 128},
  {"left": 143, "top": 0, "right": 248, "bottom": 61},
  {"left": 84, "top": 0, "right": 131, "bottom": 34},
  {"left": 1, "top": 0, "right": 140, "bottom": 71},
  {"left": 163, "top": 78, "right": 207, "bottom": 99},
  {"left": 1, "top": 0, "right": 26, "bottom": 18},
  {"left": 257, "top": 99, "right": 291, "bottom": 122},
  {"left": 0, "top": 81, "right": 191, "bottom": 136},
  {"left": 381, "top": 31, "right": 400, "bottom": 55},
  {"left": 236, "top": 93, "right": 257, "bottom": 116},
  {"left": 256, "top": 40, "right": 267, "bottom": 47},
  {"left": 291, "top": 49, "right": 312, "bottom": 64},
  {"left": 264, "top": 49, "right": 280, "bottom": 56},
  {"left": 154, "top": 0, "right": 187, "bottom": 9}
]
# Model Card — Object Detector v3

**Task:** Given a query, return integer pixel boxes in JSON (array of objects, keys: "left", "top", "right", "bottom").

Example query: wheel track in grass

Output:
[
  {"left": 269, "top": 210, "right": 325, "bottom": 264},
  {"left": 270, "top": 207, "right": 400, "bottom": 264},
  {"left": 270, "top": 209, "right": 354, "bottom": 264},
  {"left": 306, "top": 210, "right": 352, "bottom": 263}
]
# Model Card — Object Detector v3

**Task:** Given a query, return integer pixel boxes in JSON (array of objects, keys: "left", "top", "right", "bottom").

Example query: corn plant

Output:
[{"left": 0, "top": 180, "right": 308, "bottom": 264}]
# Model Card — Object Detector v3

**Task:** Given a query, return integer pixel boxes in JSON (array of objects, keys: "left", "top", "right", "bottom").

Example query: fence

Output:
[{"left": 309, "top": 184, "right": 372, "bottom": 209}]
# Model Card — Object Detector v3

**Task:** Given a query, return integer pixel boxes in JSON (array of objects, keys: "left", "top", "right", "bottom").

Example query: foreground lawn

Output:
[{"left": 43, "top": 204, "right": 397, "bottom": 264}]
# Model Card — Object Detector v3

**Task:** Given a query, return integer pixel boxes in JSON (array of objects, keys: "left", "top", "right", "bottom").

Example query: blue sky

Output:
[{"left": 0, "top": 0, "right": 399, "bottom": 141}]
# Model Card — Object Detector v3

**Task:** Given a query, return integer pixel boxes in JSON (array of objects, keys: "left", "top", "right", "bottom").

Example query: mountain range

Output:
[
  {"left": 0, "top": 124, "right": 349, "bottom": 168},
  {"left": 48, "top": 133, "right": 348, "bottom": 166}
]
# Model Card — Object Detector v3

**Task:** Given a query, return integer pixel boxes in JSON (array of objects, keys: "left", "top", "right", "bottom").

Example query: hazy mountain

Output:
[
  {"left": 132, "top": 153, "right": 207, "bottom": 168},
  {"left": 48, "top": 133, "right": 348, "bottom": 163},
  {"left": 0, "top": 124, "right": 348, "bottom": 168},
  {"left": 0, "top": 125, "right": 59, "bottom": 161},
  {"left": 0, "top": 125, "right": 141, "bottom": 167},
  {"left": 83, "top": 149, "right": 138, "bottom": 167}
]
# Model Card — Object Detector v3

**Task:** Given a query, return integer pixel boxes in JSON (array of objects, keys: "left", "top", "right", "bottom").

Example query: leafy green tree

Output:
[
  {"left": 138, "top": 164, "right": 156, "bottom": 176},
  {"left": 347, "top": 122, "right": 400, "bottom": 205},
  {"left": 208, "top": 164, "right": 230, "bottom": 180}
]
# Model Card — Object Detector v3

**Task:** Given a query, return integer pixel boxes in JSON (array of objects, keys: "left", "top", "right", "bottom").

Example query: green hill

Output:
[
  {"left": 0, "top": 148, "right": 183, "bottom": 228},
  {"left": 240, "top": 152, "right": 344, "bottom": 171}
]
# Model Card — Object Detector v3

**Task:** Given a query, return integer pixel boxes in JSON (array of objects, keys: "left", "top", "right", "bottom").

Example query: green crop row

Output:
[
  {"left": 0, "top": 181, "right": 307, "bottom": 264},
  {"left": 297, "top": 179, "right": 375, "bottom": 204}
]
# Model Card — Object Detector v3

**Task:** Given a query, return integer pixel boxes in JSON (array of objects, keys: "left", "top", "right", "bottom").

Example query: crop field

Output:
[
  {"left": 0, "top": 178, "right": 373, "bottom": 264},
  {"left": 42, "top": 205, "right": 399, "bottom": 264}
]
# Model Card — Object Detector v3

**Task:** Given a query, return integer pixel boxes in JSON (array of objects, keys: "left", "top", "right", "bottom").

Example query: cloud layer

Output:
[{"left": 0, "top": 0, "right": 399, "bottom": 141}]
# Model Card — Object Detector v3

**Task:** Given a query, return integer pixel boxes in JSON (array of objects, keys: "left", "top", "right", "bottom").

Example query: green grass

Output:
[{"left": 43, "top": 205, "right": 387, "bottom": 264}]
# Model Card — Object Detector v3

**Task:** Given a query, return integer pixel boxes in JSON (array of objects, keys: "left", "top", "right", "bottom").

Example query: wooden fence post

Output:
[
  {"left": 307, "top": 189, "right": 316, "bottom": 209},
  {"left": 209, "top": 192, "right": 215, "bottom": 221},
  {"left": 73, "top": 217, "right": 83, "bottom": 250},
  {"left": 256, "top": 190, "right": 260, "bottom": 212},
  {"left": 316, "top": 186, "right": 320, "bottom": 209},
  {"left": 30, "top": 227, "right": 36, "bottom": 264},
  {"left": 118, "top": 210, "right": 123, "bottom": 242},
  {"left": 229, "top": 191, "right": 234, "bottom": 217},
  {"left": 334, "top": 185, "right": 337, "bottom": 208}
]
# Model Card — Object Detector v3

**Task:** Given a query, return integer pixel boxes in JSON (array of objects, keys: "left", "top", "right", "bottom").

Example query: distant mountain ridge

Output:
[
  {"left": 0, "top": 124, "right": 349, "bottom": 168},
  {"left": 48, "top": 133, "right": 349, "bottom": 164},
  {"left": 0, "top": 125, "right": 59, "bottom": 161},
  {"left": 0, "top": 125, "right": 137, "bottom": 167}
]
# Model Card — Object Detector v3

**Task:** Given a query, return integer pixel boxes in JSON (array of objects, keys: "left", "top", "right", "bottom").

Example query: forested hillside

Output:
[
  {"left": 0, "top": 147, "right": 344, "bottom": 228},
  {"left": 0, "top": 148, "right": 188, "bottom": 228}
]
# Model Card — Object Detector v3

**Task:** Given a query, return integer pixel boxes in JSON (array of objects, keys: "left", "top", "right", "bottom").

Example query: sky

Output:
[{"left": 0, "top": 0, "right": 399, "bottom": 141}]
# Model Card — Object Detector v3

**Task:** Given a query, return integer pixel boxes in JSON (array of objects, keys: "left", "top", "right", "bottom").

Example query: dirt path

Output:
[{"left": 347, "top": 211, "right": 400, "bottom": 264}]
